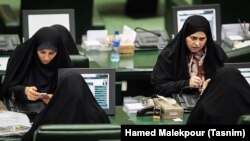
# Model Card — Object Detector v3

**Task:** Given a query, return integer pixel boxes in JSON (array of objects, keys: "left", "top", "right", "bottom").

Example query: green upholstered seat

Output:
[
  {"left": 238, "top": 115, "right": 250, "bottom": 125},
  {"left": 226, "top": 47, "right": 250, "bottom": 63},
  {"left": 69, "top": 54, "right": 89, "bottom": 68},
  {"left": 33, "top": 124, "right": 121, "bottom": 141}
]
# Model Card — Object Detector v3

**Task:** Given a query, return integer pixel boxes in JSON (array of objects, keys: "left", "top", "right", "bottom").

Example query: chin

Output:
[
  {"left": 42, "top": 62, "right": 49, "bottom": 65},
  {"left": 191, "top": 49, "right": 201, "bottom": 53}
]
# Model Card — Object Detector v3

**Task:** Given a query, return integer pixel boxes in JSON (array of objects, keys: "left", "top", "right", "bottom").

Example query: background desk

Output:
[
  {"left": 79, "top": 43, "right": 250, "bottom": 105},
  {"left": 80, "top": 48, "right": 159, "bottom": 105}
]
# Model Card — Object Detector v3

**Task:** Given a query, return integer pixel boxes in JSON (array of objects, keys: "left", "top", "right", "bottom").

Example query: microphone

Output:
[
  {"left": 237, "top": 18, "right": 250, "bottom": 40},
  {"left": 134, "top": 27, "right": 161, "bottom": 37}
]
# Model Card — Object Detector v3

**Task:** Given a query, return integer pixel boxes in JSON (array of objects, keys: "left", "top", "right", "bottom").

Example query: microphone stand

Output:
[
  {"left": 134, "top": 27, "right": 166, "bottom": 50},
  {"left": 134, "top": 27, "right": 161, "bottom": 37}
]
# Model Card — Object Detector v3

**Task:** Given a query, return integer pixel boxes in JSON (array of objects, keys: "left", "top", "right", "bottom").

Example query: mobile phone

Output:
[{"left": 40, "top": 93, "right": 50, "bottom": 99}]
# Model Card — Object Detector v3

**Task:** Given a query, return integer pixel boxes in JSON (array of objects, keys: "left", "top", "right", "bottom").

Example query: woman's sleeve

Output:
[
  {"left": 9, "top": 85, "right": 27, "bottom": 101},
  {"left": 151, "top": 53, "right": 189, "bottom": 97}
]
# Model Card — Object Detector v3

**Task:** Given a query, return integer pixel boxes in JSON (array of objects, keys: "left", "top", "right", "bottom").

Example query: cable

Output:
[{"left": 134, "top": 27, "right": 161, "bottom": 37}]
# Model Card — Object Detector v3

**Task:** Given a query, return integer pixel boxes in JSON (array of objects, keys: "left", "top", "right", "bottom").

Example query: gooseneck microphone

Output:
[
  {"left": 134, "top": 27, "right": 161, "bottom": 37},
  {"left": 237, "top": 18, "right": 250, "bottom": 40}
]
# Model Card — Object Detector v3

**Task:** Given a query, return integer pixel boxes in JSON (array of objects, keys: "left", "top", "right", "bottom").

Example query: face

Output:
[
  {"left": 185, "top": 31, "right": 207, "bottom": 53},
  {"left": 37, "top": 49, "right": 57, "bottom": 64}
]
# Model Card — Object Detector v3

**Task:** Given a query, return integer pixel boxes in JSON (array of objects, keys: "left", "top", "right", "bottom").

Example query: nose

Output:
[
  {"left": 194, "top": 40, "right": 200, "bottom": 47},
  {"left": 44, "top": 54, "right": 50, "bottom": 61}
]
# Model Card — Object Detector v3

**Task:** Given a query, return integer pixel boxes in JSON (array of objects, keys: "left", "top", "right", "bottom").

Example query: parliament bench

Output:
[
  {"left": 33, "top": 124, "right": 121, "bottom": 141},
  {"left": 69, "top": 54, "right": 89, "bottom": 68},
  {"left": 238, "top": 115, "right": 250, "bottom": 125}
]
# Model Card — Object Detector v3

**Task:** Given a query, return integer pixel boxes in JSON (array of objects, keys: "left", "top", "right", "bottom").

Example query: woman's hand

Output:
[
  {"left": 24, "top": 86, "right": 42, "bottom": 101},
  {"left": 200, "top": 79, "right": 211, "bottom": 94},
  {"left": 41, "top": 94, "right": 53, "bottom": 104},
  {"left": 189, "top": 75, "right": 202, "bottom": 88}
]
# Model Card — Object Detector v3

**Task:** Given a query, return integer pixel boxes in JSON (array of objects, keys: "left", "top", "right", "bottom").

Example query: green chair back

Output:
[
  {"left": 238, "top": 115, "right": 250, "bottom": 125},
  {"left": 33, "top": 124, "right": 121, "bottom": 141}
]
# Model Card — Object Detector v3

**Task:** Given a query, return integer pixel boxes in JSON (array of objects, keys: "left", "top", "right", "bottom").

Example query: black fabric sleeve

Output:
[
  {"left": 9, "top": 85, "right": 27, "bottom": 101},
  {"left": 154, "top": 79, "right": 189, "bottom": 97}
]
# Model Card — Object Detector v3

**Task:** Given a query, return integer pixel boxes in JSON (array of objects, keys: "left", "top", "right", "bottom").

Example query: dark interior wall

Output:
[
  {"left": 20, "top": 0, "right": 94, "bottom": 44},
  {"left": 125, "top": 0, "right": 159, "bottom": 18}
]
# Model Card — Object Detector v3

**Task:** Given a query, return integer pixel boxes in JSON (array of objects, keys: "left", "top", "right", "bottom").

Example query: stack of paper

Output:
[
  {"left": 0, "top": 111, "right": 31, "bottom": 136},
  {"left": 123, "top": 103, "right": 144, "bottom": 114}
]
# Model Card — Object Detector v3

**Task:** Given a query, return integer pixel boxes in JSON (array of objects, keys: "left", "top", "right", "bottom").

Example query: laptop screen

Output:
[
  {"left": 224, "top": 62, "right": 250, "bottom": 85},
  {"left": 58, "top": 68, "right": 116, "bottom": 115}
]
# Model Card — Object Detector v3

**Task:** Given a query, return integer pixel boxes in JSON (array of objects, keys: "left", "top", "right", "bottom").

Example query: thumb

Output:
[{"left": 31, "top": 86, "right": 38, "bottom": 91}]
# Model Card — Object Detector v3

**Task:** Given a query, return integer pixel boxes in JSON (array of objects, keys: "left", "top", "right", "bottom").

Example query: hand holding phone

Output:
[{"left": 40, "top": 93, "right": 50, "bottom": 99}]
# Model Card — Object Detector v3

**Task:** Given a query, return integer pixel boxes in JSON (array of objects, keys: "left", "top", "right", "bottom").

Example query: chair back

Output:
[
  {"left": 33, "top": 124, "right": 121, "bottom": 141},
  {"left": 238, "top": 115, "right": 250, "bottom": 125}
]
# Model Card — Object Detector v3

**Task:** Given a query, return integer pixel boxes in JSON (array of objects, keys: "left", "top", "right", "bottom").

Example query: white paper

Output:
[
  {"left": 0, "top": 111, "right": 31, "bottom": 136},
  {"left": 0, "top": 57, "right": 9, "bottom": 71},
  {"left": 123, "top": 103, "right": 144, "bottom": 114},
  {"left": 222, "top": 23, "right": 250, "bottom": 40},
  {"left": 122, "top": 25, "right": 137, "bottom": 42},
  {"left": 86, "top": 30, "right": 108, "bottom": 42},
  {"left": 226, "top": 35, "right": 244, "bottom": 41}
]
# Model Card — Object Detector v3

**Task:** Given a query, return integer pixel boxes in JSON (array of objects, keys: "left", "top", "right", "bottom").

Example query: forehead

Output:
[
  {"left": 189, "top": 31, "right": 206, "bottom": 37},
  {"left": 38, "top": 49, "right": 57, "bottom": 52}
]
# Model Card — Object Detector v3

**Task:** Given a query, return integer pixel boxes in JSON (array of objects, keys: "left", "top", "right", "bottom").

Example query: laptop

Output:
[
  {"left": 58, "top": 68, "right": 116, "bottom": 115},
  {"left": 6, "top": 98, "right": 44, "bottom": 121},
  {"left": 175, "top": 62, "right": 250, "bottom": 111},
  {"left": 174, "top": 87, "right": 200, "bottom": 112}
]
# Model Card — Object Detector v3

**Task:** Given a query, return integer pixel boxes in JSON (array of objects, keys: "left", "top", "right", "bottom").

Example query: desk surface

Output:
[
  {"left": 111, "top": 106, "right": 189, "bottom": 125},
  {"left": 79, "top": 43, "right": 250, "bottom": 72}
]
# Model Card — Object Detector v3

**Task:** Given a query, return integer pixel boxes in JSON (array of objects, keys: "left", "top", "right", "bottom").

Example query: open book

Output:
[{"left": 0, "top": 111, "right": 31, "bottom": 136}]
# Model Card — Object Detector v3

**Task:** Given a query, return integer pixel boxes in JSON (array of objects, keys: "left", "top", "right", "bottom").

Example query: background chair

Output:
[
  {"left": 193, "top": 0, "right": 249, "bottom": 24},
  {"left": 33, "top": 124, "right": 121, "bottom": 141},
  {"left": 69, "top": 55, "right": 89, "bottom": 68},
  {"left": 19, "top": 0, "right": 94, "bottom": 44},
  {"left": 238, "top": 115, "right": 250, "bottom": 125},
  {"left": 164, "top": 0, "right": 190, "bottom": 38}
]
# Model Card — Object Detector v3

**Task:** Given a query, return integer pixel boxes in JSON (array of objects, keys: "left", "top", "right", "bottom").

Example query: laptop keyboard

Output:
[{"left": 182, "top": 94, "right": 199, "bottom": 108}]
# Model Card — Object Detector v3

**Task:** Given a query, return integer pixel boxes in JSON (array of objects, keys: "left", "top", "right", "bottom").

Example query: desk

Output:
[
  {"left": 79, "top": 43, "right": 250, "bottom": 104},
  {"left": 110, "top": 106, "right": 189, "bottom": 125},
  {"left": 79, "top": 47, "right": 159, "bottom": 104},
  {"left": 0, "top": 105, "right": 188, "bottom": 141}
]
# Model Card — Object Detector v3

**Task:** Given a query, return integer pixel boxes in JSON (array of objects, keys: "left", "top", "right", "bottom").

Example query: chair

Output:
[
  {"left": 69, "top": 54, "right": 89, "bottom": 68},
  {"left": 33, "top": 124, "right": 121, "bottom": 141},
  {"left": 164, "top": 0, "right": 190, "bottom": 37},
  {"left": 225, "top": 45, "right": 250, "bottom": 62},
  {"left": 193, "top": 0, "right": 249, "bottom": 24},
  {"left": 237, "top": 115, "right": 250, "bottom": 124},
  {"left": 19, "top": 0, "right": 94, "bottom": 44}
]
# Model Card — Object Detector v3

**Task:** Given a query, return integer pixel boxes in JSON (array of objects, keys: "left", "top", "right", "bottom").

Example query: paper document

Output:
[
  {"left": 123, "top": 103, "right": 144, "bottom": 114},
  {"left": 0, "top": 111, "right": 31, "bottom": 136},
  {"left": 0, "top": 57, "right": 9, "bottom": 71}
]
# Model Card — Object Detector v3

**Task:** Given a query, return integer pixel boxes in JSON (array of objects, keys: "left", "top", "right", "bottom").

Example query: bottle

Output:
[{"left": 111, "top": 30, "right": 120, "bottom": 62}]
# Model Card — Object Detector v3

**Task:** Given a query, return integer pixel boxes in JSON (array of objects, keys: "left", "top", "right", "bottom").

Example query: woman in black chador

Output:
[
  {"left": 22, "top": 71, "right": 110, "bottom": 141},
  {"left": 1, "top": 25, "right": 109, "bottom": 128},
  {"left": 187, "top": 67, "right": 250, "bottom": 124},
  {"left": 151, "top": 15, "right": 228, "bottom": 97},
  {"left": 0, "top": 26, "right": 72, "bottom": 105},
  {"left": 51, "top": 24, "right": 79, "bottom": 55}
]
